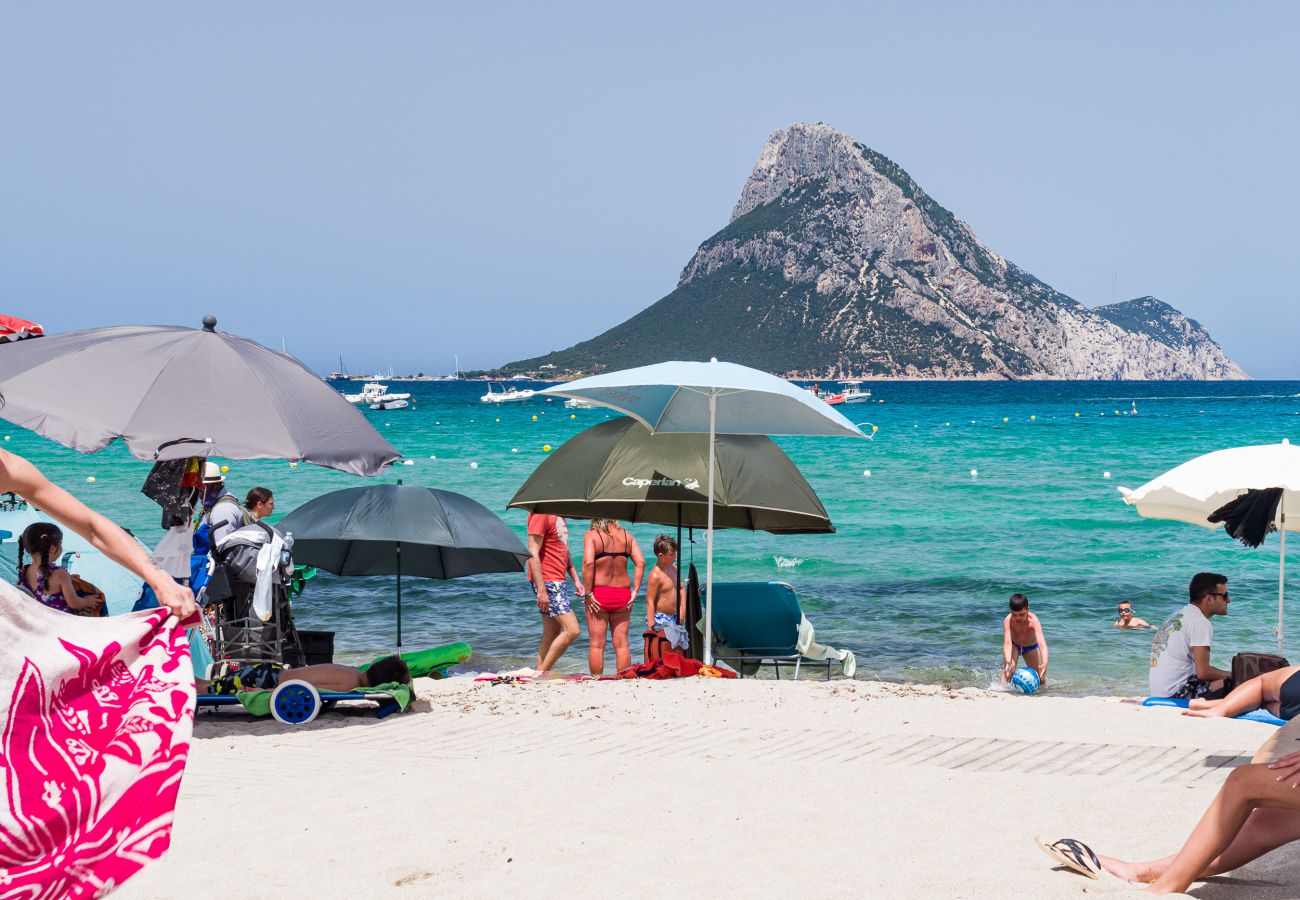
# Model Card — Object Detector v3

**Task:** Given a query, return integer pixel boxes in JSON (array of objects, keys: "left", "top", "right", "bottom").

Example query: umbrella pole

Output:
[
  {"left": 1279, "top": 497, "right": 1286, "bottom": 657},
  {"left": 703, "top": 391, "right": 717, "bottom": 666},
  {"left": 396, "top": 541, "right": 403, "bottom": 651},
  {"left": 675, "top": 503, "right": 683, "bottom": 630}
]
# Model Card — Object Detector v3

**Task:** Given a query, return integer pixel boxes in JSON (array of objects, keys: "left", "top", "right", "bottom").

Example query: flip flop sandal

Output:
[{"left": 1035, "top": 835, "right": 1103, "bottom": 880}]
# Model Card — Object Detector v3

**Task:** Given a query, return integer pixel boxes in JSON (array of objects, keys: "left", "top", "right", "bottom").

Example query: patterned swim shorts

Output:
[{"left": 538, "top": 581, "right": 572, "bottom": 617}]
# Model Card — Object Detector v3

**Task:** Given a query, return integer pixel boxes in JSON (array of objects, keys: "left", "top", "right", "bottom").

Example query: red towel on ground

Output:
[{"left": 612, "top": 652, "right": 738, "bottom": 680}]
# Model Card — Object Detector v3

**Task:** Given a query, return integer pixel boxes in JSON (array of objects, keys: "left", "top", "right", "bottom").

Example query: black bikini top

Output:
[{"left": 594, "top": 532, "right": 631, "bottom": 561}]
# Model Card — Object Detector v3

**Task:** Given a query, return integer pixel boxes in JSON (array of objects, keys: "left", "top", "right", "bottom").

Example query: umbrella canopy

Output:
[
  {"left": 540, "top": 360, "right": 865, "bottom": 438},
  {"left": 0, "top": 315, "right": 44, "bottom": 342},
  {"left": 0, "top": 317, "right": 399, "bottom": 476},
  {"left": 277, "top": 483, "right": 530, "bottom": 647},
  {"left": 541, "top": 359, "right": 865, "bottom": 665},
  {"left": 1119, "top": 439, "right": 1300, "bottom": 654},
  {"left": 507, "top": 416, "right": 833, "bottom": 533}
]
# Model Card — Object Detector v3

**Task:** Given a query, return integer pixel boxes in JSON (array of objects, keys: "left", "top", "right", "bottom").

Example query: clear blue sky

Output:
[{"left": 2, "top": 2, "right": 1295, "bottom": 376}]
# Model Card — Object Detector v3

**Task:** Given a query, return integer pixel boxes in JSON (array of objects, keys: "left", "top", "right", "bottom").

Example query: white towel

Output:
[
  {"left": 250, "top": 532, "right": 284, "bottom": 623},
  {"left": 796, "top": 615, "right": 857, "bottom": 678}
]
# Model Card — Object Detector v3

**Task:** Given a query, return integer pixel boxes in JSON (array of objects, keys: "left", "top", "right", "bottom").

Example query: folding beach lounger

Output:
[{"left": 707, "top": 582, "right": 856, "bottom": 680}]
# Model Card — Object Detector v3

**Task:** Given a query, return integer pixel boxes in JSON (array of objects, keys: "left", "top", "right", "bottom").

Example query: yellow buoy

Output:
[
  {"left": 1029, "top": 415, "right": 1036, "bottom": 421},
  {"left": 1074, "top": 412, "right": 1080, "bottom": 417},
  {"left": 495, "top": 418, "right": 500, "bottom": 423},
  {"left": 570, "top": 414, "right": 576, "bottom": 419},
  {"left": 543, "top": 444, "right": 552, "bottom": 452},
  {"left": 872, "top": 425, "right": 879, "bottom": 432},
  {"left": 532, "top": 415, "right": 538, "bottom": 422},
  {"left": 220, "top": 465, "right": 229, "bottom": 474},
  {"left": 1002, "top": 417, "right": 1008, "bottom": 423}
]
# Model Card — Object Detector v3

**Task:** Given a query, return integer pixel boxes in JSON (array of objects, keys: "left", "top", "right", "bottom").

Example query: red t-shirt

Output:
[{"left": 527, "top": 513, "right": 570, "bottom": 583}]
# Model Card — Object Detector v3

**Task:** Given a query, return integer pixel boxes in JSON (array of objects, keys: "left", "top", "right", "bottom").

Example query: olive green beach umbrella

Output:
[{"left": 507, "top": 417, "right": 833, "bottom": 534}]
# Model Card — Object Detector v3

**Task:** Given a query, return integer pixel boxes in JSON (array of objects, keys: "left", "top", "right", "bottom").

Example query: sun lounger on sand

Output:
[{"left": 707, "top": 581, "right": 856, "bottom": 680}]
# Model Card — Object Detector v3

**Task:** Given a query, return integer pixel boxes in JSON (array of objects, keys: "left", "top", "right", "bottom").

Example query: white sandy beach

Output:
[{"left": 115, "top": 677, "right": 1300, "bottom": 900}]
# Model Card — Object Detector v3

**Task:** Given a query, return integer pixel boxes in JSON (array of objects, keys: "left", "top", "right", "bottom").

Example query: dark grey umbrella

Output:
[
  {"left": 0, "top": 316, "right": 399, "bottom": 476},
  {"left": 278, "top": 483, "right": 530, "bottom": 647},
  {"left": 506, "top": 417, "right": 833, "bottom": 533}
]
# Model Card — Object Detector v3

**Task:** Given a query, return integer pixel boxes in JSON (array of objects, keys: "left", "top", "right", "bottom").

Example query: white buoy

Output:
[
  {"left": 470, "top": 462, "right": 478, "bottom": 469},
  {"left": 862, "top": 469, "right": 871, "bottom": 477},
  {"left": 289, "top": 462, "right": 298, "bottom": 468},
  {"left": 969, "top": 468, "right": 978, "bottom": 478},
  {"left": 86, "top": 476, "right": 96, "bottom": 483},
  {"left": 3, "top": 436, "right": 8, "bottom": 441},
  {"left": 511, "top": 448, "right": 518, "bottom": 453},
  {"left": 1103, "top": 471, "right": 1111, "bottom": 479},
  {"left": 402, "top": 459, "right": 414, "bottom": 466},
  {"left": 429, "top": 454, "right": 437, "bottom": 459}
]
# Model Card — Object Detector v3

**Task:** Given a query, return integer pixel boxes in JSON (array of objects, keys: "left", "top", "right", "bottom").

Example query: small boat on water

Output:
[
  {"left": 840, "top": 380, "right": 872, "bottom": 404},
  {"left": 481, "top": 382, "right": 536, "bottom": 403},
  {"left": 369, "top": 398, "right": 411, "bottom": 411},
  {"left": 343, "top": 382, "right": 412, "bottom": 404},
  {"left": 564, "top": 398, "right": 594, "bottom": 410}
]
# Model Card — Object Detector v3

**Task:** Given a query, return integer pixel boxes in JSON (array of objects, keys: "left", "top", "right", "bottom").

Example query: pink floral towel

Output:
[{"left": 0, "top": 581, "right": 195, "bottom": 899}]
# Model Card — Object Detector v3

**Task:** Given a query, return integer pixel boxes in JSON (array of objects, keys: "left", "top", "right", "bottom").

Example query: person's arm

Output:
[
  {"left": 628, "top": 535, "right": 645, "bottom": 599},
  {"left": 53, "top": 568, "right": 97, "bottom": 611},
  {"left": 563, "top": 545, "right": 585, "bottom": 597},
  {"left": 645, "top": 570, "right": 660, "bottom": 630},
  {"left": 0, "top": 450, "right": 195, "bottom": 619},
  {"left": 1001, "top": 616, "right": 1014, "bottom": 680},
  {"left": 527, "top": 534, "right": 547, "bottom": 612},
  {"left": 1192, "top": 645, "right": 1231, "bottom": 682},
  {"left": 1133, "top": 617, "right": 1154, "bottom": 629},
  {"left": 1033, "top": 618, "right": 1048, "bottom": 679},
  {"left": 581, "top": 531, "right": 596, "bottom": 600}
]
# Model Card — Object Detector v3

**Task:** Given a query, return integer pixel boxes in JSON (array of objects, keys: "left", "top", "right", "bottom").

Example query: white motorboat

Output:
[
  {"left": 481, "top": 382, "right": 536, "bottom": 403},
  {"left": 343, "top": 382, "right": 412, "bottom": 404},
  {"left": 564, "top": 398, "right": 594, "bottom": 409},
  {"left": 369, "top": 398, "right": 411, "bottom": 411},
  {"left": 840, "top": 380, "right": 872, "bottom": 404}
]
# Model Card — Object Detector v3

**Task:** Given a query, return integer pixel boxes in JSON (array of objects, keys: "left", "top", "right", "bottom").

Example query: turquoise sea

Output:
[{"left": 8, "top": 379, "right": 1300, "bottom": 695}]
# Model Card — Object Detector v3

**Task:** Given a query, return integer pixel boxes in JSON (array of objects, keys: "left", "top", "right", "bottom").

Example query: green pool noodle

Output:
[{"left": 360, "top": 642, "right": 472, "bottom": 678}]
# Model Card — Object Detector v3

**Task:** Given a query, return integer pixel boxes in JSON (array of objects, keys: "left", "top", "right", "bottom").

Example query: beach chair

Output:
[{"left": 707, "top": 582, "right": 856, "bottom": 681}]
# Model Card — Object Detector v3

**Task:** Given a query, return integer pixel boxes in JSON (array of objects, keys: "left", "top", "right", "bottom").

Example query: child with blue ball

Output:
[{"left": 1002, "top": 593, "right": 1048, "bottom": 689}]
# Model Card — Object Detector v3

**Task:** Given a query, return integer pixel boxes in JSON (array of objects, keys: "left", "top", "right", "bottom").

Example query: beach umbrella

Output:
[
  {"left": 0, "top": 314, "right": 44, "bottom": 342},
  {"left": 0, "top": 316, "right": 398, "bottom": 476},
  {"left": 541, "top": 359, "right": 865, "bottom": 665},
  {"left": 276, "top": 483, "right": 530, "bottom": 648},
  {"left": 1119, "top": 439, "right": 1300, "bottom": 654},
  {"left": 506, "top": 417, "right": 834, "bottom": 533}
]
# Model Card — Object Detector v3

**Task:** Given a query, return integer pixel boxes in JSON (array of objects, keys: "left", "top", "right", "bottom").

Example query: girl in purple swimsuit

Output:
[{"left": 17, "top": 522, "right": 103, "bottom": 615}]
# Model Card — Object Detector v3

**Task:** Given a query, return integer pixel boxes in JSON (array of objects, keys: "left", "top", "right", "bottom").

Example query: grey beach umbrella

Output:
[
  {"left": 507, "top": 417, "right": 833, "bottom": 533},
  {"left": 0, "top": 316, "right": 399, "bottom": 476},
  {"left": 277, "top": 483, "right": 530, "bottom": 648}
]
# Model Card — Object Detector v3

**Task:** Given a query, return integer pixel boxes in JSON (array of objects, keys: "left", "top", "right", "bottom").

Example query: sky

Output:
[{"left": 1, "top": 2, "right": 1296, "bottom": 377}]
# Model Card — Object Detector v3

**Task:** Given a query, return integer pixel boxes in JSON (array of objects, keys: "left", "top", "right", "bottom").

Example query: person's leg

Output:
[
  {"left": 587, "top": 606, "right": 609, "bottom": 675},
  {"left": 1144, "top": 763, "right": 1300, "bottom": 894},
  {"left": 610, "top": 606, "right": 632, "bottom": 671},
  {"left": 537, "top": 616, "right": 558, "bottom": 669},
  {"left": 1022, "top": 647, "right": 1046, "bottom": 683},
  {"left": 278, "top": 663, "right": 364, "bottom": 693},
  {"left": 539, "top": 611, "right": 580, "bottom": 671},
  {"left": 1098, "top": 808, "right": 1300, "bottom": 882},
  {"left": 1184, "top": 675, "right": 1264, "bottom": 719}
]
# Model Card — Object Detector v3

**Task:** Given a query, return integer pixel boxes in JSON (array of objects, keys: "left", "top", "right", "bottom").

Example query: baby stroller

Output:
[{"left": 202, "top": 521, "right": 305, "bottom": 673}]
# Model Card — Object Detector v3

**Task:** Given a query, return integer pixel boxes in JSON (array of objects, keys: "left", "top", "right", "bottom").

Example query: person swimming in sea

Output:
[
  {"left": 1001, "top": 592, "right": 1048, "bottom": 687},
  {"left": 1113, "top": 600, "right": 1154, "bottom": 629}
]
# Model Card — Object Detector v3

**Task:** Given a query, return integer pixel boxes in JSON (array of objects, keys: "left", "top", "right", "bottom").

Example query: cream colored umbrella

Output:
[{"left": 1119, "top": 439, "right": 1300, "bottom": 654}]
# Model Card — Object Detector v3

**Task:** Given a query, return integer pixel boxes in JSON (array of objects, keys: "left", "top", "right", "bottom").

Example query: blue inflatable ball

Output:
[{"left": 1012, "top": 667, "right": 1040, "bottom": 695}]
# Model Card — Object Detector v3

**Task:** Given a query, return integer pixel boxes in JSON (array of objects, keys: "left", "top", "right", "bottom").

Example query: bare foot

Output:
[
  {"left": 1095, "top": 854, "right": 1156, "bottom": 884},
  {"left": 1187, "top": 698, "right": 1219, "bottom": 710},
  {"left": 1181, "top": 708, "right": 1223, "bottom": 719}
]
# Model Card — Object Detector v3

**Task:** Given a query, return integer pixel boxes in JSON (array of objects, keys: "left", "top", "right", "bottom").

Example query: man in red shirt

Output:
[{"left": 527, "top": 512, "right": 585, "bottom": 671}]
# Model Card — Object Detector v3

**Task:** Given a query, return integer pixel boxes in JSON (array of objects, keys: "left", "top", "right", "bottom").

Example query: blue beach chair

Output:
[{"left": 707, "top": 582, "right": 856, "bottom": 681}]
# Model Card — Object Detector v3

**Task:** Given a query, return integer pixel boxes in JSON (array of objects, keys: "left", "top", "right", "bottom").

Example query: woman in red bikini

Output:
[{"left": 581, "top": 518, "right": 645, "bottom": 675}]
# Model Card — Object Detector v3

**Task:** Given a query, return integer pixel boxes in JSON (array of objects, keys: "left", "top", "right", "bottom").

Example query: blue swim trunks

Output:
[{"left": 538, "top": 581, "right": 572, "bottom": 617}]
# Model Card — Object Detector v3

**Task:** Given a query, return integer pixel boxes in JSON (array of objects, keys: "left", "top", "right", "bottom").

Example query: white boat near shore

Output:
[
  {"left": 564, "top": 398, "right": 595, "bottom": 409},
  {"left": 481, "top": 382, "right": 536, "bottom": 403},
  {"left": 840, "top": 380, "right": 872, "bottom": 404},
  {"left": 343, "top": 382, "right": 412, "bottom": 404}
]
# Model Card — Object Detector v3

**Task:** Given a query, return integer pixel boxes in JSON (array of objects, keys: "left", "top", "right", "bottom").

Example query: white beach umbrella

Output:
[
  {"left": 1118, "top": 439, "right": 1300, "bottom": 654},
  {"left": 541, "top": 359, "right": 866, "bottom": 665}
]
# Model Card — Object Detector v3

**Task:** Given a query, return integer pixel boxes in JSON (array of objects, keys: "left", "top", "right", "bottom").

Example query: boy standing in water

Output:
[{"left": 1002, "top": 593, "right": 1049, "bottom": 686}]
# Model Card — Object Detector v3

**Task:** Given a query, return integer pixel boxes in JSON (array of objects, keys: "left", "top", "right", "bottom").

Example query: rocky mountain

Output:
[{"left": 500, "top": 123, "right": 1246, "bottom": 380}]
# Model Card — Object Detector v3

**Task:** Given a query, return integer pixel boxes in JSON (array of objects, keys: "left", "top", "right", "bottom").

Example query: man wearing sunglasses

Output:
[
  {"left": 1149, "top": 572, "right": 1233, "bottom": 700},
  {"left": 1112, "top": 601, "right": 1153, "bottom": 629}
]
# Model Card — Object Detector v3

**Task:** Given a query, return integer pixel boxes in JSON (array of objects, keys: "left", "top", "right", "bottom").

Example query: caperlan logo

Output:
[{"left": 623, "top": 476, "right": 701, "bottom": 490}]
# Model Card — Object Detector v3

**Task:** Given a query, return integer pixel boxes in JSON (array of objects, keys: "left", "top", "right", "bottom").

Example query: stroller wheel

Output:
[{"left": 270, "top": 681, "right": 321, "bottom": 725}]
